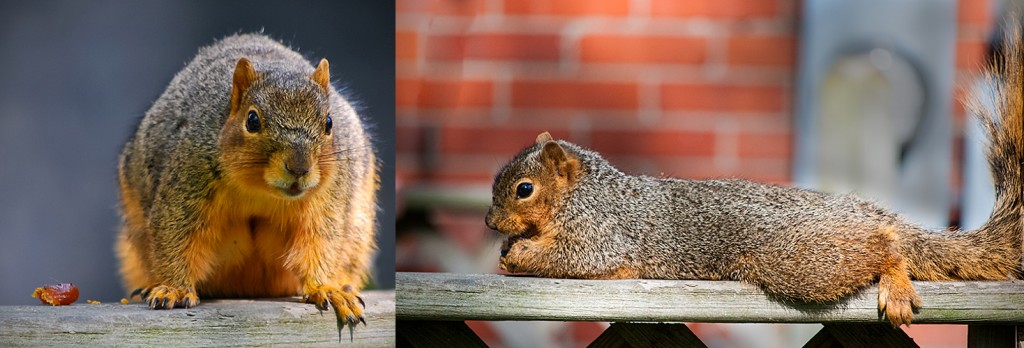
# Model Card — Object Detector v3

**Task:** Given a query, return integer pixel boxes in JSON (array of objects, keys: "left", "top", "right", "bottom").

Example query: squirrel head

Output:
[
  {"left": 486, "top": 132, "right": 581, "bottom": 238},
  {"left": 218, "top": 57, "right": 337, "bottom": 200}
]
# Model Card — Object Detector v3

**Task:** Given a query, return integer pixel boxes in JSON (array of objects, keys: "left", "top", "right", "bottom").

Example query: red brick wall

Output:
[
  {"left": 397, "top": 0, "right": 799, "bottom": 187},
  {"left": 397, "top": 0, "right": 996, "bottom": 190}
]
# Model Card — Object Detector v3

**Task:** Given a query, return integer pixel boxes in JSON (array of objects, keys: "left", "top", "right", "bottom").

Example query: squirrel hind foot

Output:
[{"left": 877, "top": 267, "right": 922, "bottom": 327}]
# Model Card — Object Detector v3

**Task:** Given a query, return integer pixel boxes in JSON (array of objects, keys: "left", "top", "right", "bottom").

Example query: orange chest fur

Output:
[{"left": 192, "top": 186, "right": 321, "bottom": 297}]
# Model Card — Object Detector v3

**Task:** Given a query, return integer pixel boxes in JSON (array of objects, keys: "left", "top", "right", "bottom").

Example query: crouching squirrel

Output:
[
  {"left": 116, "top": 34, "right": 378, "bottom": 339},
  {"left": 486, "top": 29, "right": 1022, "bottom": 327}
]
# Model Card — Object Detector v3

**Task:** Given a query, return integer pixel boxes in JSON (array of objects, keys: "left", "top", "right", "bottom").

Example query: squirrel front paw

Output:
[
  {"left": 303, "top": 284, "right": 365, "bottom": 341},
  {"left": 499, "top": 237, "right": 534, "bottom": 273},
  {"left": 131, "top": 285, "right": 199, "bottom": 309}
]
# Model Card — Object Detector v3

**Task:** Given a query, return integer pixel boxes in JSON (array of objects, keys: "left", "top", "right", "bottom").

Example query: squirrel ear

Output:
[
  {"left": 535, "top": 132, "right": 553, "bottom": 144},
  {"left": 540, "top": 141, "right": 580, "bottom": 182},
  {"left": 312, "top": 58, "right": 330, "bottom": 92},
  {"left": 231, "top": 57, "right": 256, "bottom": 114}
]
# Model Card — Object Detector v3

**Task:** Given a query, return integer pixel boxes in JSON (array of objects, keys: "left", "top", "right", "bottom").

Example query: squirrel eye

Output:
[
  {"left": 515, "top": 182, "right": 533, "bottom": 199},
  {"left": 325, "top": 115, "right": 333, "bottom": 135},
  {"left": 245, "top": 110, "right": 261, "bottom": 133}
]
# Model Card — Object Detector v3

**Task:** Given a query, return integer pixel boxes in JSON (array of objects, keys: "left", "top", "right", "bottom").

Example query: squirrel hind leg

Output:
[{"left": 877, "top": 255, "right": 922, "bottom": 327}]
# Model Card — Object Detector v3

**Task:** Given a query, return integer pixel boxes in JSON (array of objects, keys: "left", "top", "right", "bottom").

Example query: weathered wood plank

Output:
[
  {"left": 397, "top": 320, "right": 487, "bottom": 348},
  {"left": 967, "top": 325, "right": 1018, "bottom": 348},
  {"left": 0, "top": 290, "right": 394, "bottom": 347},
  {"left": 397, "top": 272, "right": 1024, "bottom": 324},
  {"left": 588, "top": 322, "right": 707, "bottom": 348}
]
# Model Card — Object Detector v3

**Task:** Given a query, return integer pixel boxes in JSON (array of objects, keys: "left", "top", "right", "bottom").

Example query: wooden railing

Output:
[
  {"left": 0, "top": 290, "right": 395, "bottom": 347},
  {"left": 396, "top": 272, "right": 1024, "bottom": 347}
]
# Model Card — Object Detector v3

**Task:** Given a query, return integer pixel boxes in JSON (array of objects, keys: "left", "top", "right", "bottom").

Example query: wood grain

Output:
[
  {"left": 0, "top": 290, "right": 394, "bottom": 347},
  {"left": 396, "top": 272, "right": 1024, "bottom": 324}
]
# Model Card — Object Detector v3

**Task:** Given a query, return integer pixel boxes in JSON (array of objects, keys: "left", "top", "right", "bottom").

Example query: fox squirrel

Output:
[
  {"left": 116, "top": 34, "right": 378, "bottom": 338},
  {"left": 486, "top": 29, "right": 1022, "bottom": 327}
]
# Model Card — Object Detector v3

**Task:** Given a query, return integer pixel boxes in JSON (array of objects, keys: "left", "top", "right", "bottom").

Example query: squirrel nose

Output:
[
  {"left": 285, "top": 161, "right": 310, "bottom": 178},
  {"left": 285, "top": 148, "right": 312, "bottom": 178}
]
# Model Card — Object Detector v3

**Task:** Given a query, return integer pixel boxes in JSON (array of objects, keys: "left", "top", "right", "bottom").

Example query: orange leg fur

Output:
[
  {"left": 119, "top": 180, "right": 216, "bottom": 309},
  {"left": 130, "top": 226, "right": 218, "bottom": 309},
  {"left": 286, "top": 226, "right": 366, "bottom": 339}
]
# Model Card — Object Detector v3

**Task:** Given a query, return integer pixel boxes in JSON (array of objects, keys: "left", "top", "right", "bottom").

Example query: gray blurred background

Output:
[{"left": 0, "top": 1, "right": 396, "bottom": 305}]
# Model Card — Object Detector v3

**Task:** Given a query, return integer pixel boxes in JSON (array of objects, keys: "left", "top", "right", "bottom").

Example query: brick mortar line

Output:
[
  {"left": 397, "top": 111, "right": 793, "bottom": 132},
  {"left": 398, "top": 16, "right": 795, "bottom": 36},
  {"left": 405, "top": 62, "right": 794, "bottom": 83}
]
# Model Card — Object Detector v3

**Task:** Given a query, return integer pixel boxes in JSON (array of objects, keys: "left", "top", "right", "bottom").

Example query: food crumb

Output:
[
  {"left": 86, "top": 300, "right": 100, "bottom": 305},
  {"left": 32, "top": 283, "right": 79, "bottom": 306},
  {"left": 120, "top": 298, "right": 129, "bottom": 304}
]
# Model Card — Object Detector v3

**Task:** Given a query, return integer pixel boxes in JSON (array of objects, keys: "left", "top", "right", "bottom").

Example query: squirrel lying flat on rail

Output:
[{"left": 486, "top": 27, "right": 1022, "bottom": 327}]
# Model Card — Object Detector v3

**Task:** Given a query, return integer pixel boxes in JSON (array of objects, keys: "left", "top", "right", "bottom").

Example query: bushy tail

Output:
[
  {"left": 978, "top": 16, "right": 1024, "bottom": 272},
  {"left": 903, "top": 20, "right": 1022, "bottom": 281},
  {"left": 975, "top": 17, "right": 1024, "bottom": 277}
]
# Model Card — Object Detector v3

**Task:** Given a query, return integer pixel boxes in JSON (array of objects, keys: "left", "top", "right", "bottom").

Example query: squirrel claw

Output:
[
  {"left": 134, "top": 287, "right": 153, "bottom": 300},
  {"left": 147, "top": 295, "right": 168, "bottom": 310},
  {"left": 338, "top": 314, "right": 360, "bottom": 342},
  {"left": 155, "top": 296, "right": 172, "bottom": 309},
  {"left": 357, "top": 295, "right": 365, "bottom": 308}
]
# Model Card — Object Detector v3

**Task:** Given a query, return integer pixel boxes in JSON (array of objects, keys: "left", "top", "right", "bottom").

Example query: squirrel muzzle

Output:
[{"left": 265, "top": 147, "right": 321, "bottom": 198}]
